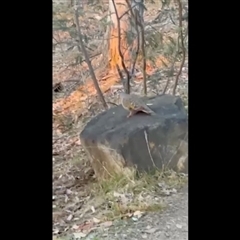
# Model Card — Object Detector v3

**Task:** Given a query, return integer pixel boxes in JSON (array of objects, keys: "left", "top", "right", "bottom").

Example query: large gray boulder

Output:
[{"left": 80, "top": 94, "right": 188, "bottom": 180}]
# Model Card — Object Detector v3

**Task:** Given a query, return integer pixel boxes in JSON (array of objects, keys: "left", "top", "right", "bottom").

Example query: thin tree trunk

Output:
[
  {"left": 108, "top": 0, "right": 131, "bottom": 71},
  {"left": 74, "top": 7, "right": 108, "bottom": 109}
]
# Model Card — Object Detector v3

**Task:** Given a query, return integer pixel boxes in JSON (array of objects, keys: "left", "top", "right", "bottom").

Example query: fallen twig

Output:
[{"left": 144, "top": 130, "right": 156, "bottom": 168}]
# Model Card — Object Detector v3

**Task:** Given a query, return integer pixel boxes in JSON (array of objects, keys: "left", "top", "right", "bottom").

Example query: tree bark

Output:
[
  {"left": 108, "top": 0, "right": 131, "bottom": 71},
  {"left": 107, "top": 0, "right": 145, "bottom": 71}
]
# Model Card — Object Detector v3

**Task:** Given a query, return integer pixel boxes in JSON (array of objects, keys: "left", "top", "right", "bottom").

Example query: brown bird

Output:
[{"left": 119, "top": 92, "right": 156, "bottom": 118}]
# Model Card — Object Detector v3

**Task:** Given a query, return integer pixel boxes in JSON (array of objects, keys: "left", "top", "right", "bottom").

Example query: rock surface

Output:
[{"left": 80, "top": 94, "right": 188, "bottom": 179}]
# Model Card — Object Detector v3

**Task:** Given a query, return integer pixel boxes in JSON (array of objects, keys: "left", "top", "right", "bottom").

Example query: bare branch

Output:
[
  {"left": 126, "top": 0, "right": 146, "bottom": 95},
  {"left": 172, "top": 0, "right": 186, "bottom": 95},
  {"left": 162, "top": 75, "right": 171, "bottom": 94},
  {"left": 162, "top": 53, "right": 178, "bottom": 94},
  {"left": 130, "top": 9, "right": 140, "bottom": 81},
  {"left": 139, "top": 12, "right": 147, "bottom": 95},
  {"left": 111, "top": 0, "right": 131, "bottom": 94},
  {"left": 73, "top": 6, "right": 108, "bottom": 110},
  {"left": 116, "top": 63, "right": 125, "bottom": 89}
]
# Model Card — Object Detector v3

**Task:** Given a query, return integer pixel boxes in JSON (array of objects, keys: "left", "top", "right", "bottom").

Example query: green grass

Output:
[{"left": 89, "top": 169, "right": 187, "bottom": 220}]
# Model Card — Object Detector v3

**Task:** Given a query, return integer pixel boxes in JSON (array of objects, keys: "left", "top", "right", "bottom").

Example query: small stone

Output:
[{"left": 176, "top": 224, "right": 182, "bottom": 229}]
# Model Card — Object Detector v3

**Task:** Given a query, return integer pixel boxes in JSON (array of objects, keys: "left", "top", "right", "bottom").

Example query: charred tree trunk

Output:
[
  {"left": 107, "top": 0, "right": 145, "bottom": 69},
  {"left": 108, "top": 0, "right": 131, "bottom": 71}
]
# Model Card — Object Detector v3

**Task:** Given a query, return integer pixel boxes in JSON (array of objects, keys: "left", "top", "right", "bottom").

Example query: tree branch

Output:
[
  {"left": 73, "top": 6, "right": 108, "bottom": 109},
  {"left": 111, "top": 0, "right": 131, "bottom": 94},
  {"left": 139, "top": 12, "right": 147, "bottom": 95},
  {"left": 126, "top": 0, "right": 146, "bottom": 95},
  {"left": 172, "top": 0, "right": 186, "bottom": 95},
  {"left": 130, "top": 9, "right": 140, "bottom": 82}
]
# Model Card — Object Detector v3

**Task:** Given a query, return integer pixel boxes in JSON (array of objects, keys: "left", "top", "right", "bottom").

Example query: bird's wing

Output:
[{"left": 129, "top": 98, "right": 142, "bottom": 110}]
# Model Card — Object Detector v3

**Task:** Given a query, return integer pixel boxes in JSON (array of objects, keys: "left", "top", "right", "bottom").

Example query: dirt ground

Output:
[
  {"left": 84, "top": 184, "right": 188, "bottom": 240},
  {"left": 54, "top": 183, "right": 188, "bottom": 240}
]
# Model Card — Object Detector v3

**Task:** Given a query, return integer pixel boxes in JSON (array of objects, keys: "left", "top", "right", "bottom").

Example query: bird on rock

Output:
[{"left": 119, "top": 92, "right": 156, "bottom": 118}]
